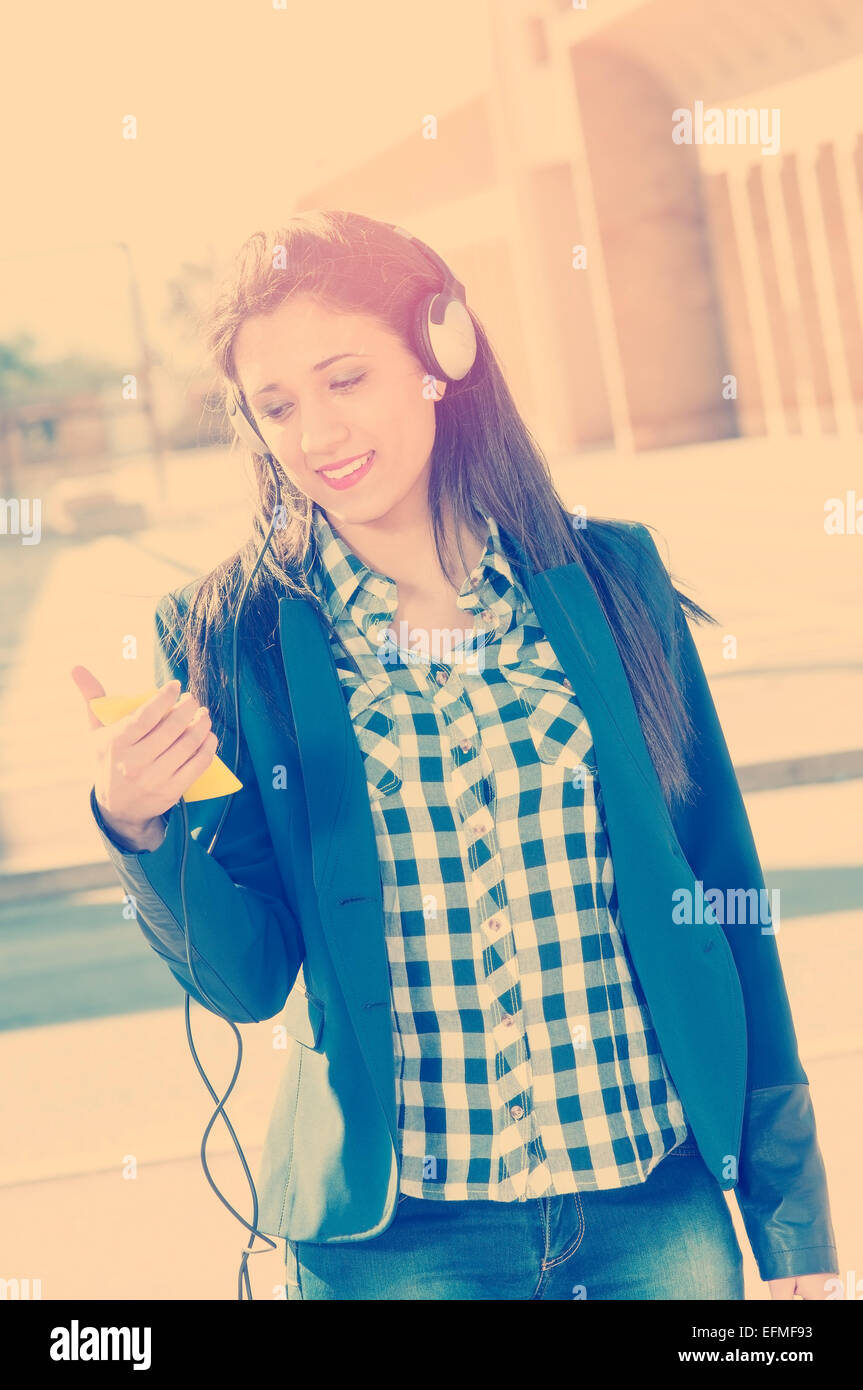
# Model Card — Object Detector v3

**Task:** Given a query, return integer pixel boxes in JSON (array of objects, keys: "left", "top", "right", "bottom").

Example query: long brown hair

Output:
[{"left": 172, "top": 209, "right": 715, "bottom": 810}]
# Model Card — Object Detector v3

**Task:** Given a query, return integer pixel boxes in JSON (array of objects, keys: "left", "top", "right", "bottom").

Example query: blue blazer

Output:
[{"left": 91, "top": 520, "right": 838, "bottom": 1281}]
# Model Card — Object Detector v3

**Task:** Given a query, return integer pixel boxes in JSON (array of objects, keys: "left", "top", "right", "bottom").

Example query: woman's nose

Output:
[
  {"left": 300, "top": 414, "right": 350, "bottom": 457},
  {"left": 296, "top": 403, "right": 350, "bottom": 455}
]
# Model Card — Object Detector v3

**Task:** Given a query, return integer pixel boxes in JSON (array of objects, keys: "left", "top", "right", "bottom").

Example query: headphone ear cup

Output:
[{"left": 420, "top": 291, "right": 478, "bottom": 383}]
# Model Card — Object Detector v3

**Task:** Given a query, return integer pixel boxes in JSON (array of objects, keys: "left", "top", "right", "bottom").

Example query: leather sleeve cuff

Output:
[
  {"left": 753, "top": 1244, "right": 840, "bottom": 1284},
  {"left": 734, "top": 1083, "right": 839, "bottom": 1283},
  {"left": 89, "top": 785, "right": 190, "bottom": 958},
  {"left": 90, "top": 787, "right": 172, "bottom": 859}
]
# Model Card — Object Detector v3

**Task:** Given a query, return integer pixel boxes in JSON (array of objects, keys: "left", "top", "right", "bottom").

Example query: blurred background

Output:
[{"left": 0, "top": 0, "right": 861, "bottom": 1301}]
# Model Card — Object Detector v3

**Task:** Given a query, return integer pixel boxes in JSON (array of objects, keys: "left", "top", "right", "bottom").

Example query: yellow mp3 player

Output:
[{"left": 89, "top": 690, "right": 242, "bottom": 802}]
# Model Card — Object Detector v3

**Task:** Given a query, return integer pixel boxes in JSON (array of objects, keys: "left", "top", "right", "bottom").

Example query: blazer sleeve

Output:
[
  {"left": 88, "top": 590, "right": 303, "bottom": 1023},
  {"left": 634, "top": 524, "right": 839, "bottom": 1283}
]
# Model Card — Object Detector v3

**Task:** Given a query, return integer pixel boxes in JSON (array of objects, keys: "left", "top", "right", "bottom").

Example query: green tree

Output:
[{"left": 0, "top": 334, "right": 44, "bottom": 404}]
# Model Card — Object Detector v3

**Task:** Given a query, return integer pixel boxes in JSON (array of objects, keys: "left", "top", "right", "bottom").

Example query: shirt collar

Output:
[{"left": 309, "top": 502, "right": 530, "bottom": 640}]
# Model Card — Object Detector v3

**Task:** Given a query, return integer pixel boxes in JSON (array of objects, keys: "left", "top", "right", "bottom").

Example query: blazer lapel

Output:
[
  {"left": 523, "top": 561, "right": 676, "bottom": 833},
  {"left": 278, "top": 595, "right": 397, "bottom": 1133},
  {"left": 499, "top": 522, "right": 677, "bottom": 824}
]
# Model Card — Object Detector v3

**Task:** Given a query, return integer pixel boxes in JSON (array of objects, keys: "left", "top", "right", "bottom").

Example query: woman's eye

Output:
[
  {"left": 333, "top": 372, "right": 367, "bottom": 392},
  {"left": 261, "top": 373, "right": 366, "bottom": 423}
]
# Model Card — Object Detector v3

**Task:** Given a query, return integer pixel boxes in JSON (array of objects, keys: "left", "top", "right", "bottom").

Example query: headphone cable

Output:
[{"left": 176, "top": 457, "right": 284, "bottom": 1300}]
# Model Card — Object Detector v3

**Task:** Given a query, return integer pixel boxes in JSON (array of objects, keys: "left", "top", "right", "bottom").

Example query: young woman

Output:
[{"left": 74, "top": 210, "right": 838, "bottom": 1301}]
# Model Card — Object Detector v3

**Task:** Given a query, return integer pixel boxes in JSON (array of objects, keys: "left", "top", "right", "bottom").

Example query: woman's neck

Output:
[{"left": 320, "top": 496, "right": 486, "bottom": 602}]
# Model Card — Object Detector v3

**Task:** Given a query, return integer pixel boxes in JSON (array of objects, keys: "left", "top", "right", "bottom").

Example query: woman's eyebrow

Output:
[{"left": 251, "top": 353, "right": 370, "bottom": 400}]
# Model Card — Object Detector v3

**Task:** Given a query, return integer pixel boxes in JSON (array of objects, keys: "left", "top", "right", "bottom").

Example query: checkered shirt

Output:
[{"left": 308, "top": 502, "right": 688, "bottom": 1200}]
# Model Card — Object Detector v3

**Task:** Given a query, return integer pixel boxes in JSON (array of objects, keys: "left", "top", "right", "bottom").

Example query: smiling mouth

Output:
[{"left": 317, "top": 451, "right": 374, "bottom": 480}]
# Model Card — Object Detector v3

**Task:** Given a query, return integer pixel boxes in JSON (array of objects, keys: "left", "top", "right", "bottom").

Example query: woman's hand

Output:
[
  {"left": 768, "top": 1272, "right": 838, "bottom": 1299},
  {"left": 71, "top": 665, "right": 217, "bottom": 849}
]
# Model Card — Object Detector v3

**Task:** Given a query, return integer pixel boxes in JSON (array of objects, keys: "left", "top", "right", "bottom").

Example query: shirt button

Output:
[
  {"left": 478, "top": 610, "right": 496, "bottom": 626},
  {"left": 459, "top": 740, "right": 472, "bottom": 753},
  {"left": 562, "top": 677, "right": 573, "bottom": 691},
  {"left": 485, "top": 918, "right": 502, "bottom": 934},
  {"left": 510, "top": 1104, "right": 524, "bottom": 1120},
  {"left": 501, "top": 1014, "right": 514, "bottom": 1028},
  {"left": 435, "top": 670, "right": 448, "bottom": 686},
  {"left": 470, "top": 568, "right": 482, "bottom": 583}
]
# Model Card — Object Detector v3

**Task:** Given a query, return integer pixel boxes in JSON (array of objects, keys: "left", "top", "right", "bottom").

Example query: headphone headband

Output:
[
  {"left": 389, "top": 223, "right": 468, "bottom": 310},
  {"left": 225, "top": 221, "right": 477, "bottom": 456}
]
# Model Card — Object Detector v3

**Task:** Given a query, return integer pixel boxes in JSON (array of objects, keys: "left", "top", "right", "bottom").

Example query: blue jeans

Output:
[{"left": 284, "top": 1140, "right": 745, "bottom": 1300}]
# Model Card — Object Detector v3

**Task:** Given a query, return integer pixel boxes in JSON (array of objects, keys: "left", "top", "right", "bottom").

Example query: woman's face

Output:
[{"left": 232, "top": 293, "right": 446, "bottom": 526}]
